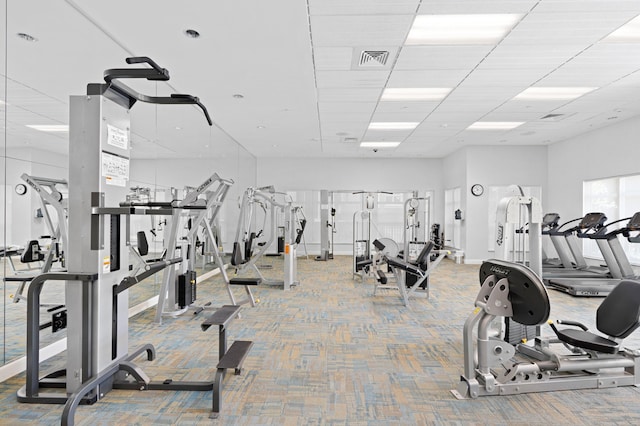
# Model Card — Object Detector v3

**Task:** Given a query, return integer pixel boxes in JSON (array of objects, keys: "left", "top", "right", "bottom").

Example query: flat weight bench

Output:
[{"left": 201, "top": 304, "right": 254, "bottom": 419}]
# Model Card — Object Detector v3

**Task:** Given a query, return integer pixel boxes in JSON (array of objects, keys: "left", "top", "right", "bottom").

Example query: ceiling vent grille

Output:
[
  {"left": 359, "top": 50, "right": 389, "bottom": 67},
  {"left": 342, "top": 137, "right": 359, "bottom": 143}
]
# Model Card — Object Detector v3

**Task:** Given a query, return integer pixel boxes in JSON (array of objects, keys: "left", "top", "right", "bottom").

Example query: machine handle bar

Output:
[{"left": 99, "top": 57, "right": 213, "bottom": 126}]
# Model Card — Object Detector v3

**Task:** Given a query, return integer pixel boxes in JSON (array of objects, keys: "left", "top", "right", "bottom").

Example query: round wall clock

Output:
[
  {"left": 15, "top": 183, "right": 27, "bottom": 196},
  {"left": 471, "top": 184, "right": 484, "bottom": 197}
]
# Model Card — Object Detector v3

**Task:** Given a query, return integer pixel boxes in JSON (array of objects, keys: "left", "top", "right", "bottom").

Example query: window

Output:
[{"left": 583, "top": 174, "right": 640, "bottom": 264}]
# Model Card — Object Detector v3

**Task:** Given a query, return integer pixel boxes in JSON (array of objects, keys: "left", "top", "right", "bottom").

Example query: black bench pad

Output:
[
  {"left": 386, "top": 256, "right": 422, "bottom": 276},
  {"left": 217, "top": 340, "right": 253, "bottom": 370},
  {"left": 230, "top": 278, "right": 262, "bottom": 285},
  {"left": 201, "top": 305, "right": 241, "bottom": 331}
]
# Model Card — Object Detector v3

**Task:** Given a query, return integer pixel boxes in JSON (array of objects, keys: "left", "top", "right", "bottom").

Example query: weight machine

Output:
[
  {"left": 494, "top": 185, "right": 543, "bottom": 344},
  {"left": 453, "top": 259, "right": 640, "bottom": 399},
  {"left": 16, "top": 57, "right": 243, "bottom": 424},
  {"left": 494, "top": 185, "right": 543, "bottom": 277},
  {"left": 231, "top": 186, "right": 304, "bottom": 290},
  {"left": 181, "top": 174, "right": 257, "bottom": 310},
  {"left": 352, "top": 210, "right": 372, "bottom": 280},
  {"left": 20, "top": 174, "right": 69, "bottom": 273},
  {"left": 140, "top": 173, "right": 247, "bottom": 323},
  {"left": 6, "top": 174, "right": 70, "bottom": 305},
  {"left": 315, "top": 190, "right": 336, "bottom": 261}
]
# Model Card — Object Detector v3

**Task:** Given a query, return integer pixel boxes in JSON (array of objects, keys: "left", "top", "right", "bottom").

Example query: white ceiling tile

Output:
[
  {"left": 375, "top": 101, "right": 440, "bottom": 114},
  {"left": 504, "top": 11, "right": 637, "bottom": 46},
  {"left": 370, "top": 111, "right": 429, "bottom": 122},
  {"left": 314, "top": 47, "right": 354, "bottom": 70},
  {"left": 316, "top": 71, "right": 390, "bottom": 89},
  {"left": 395, "top": 46, "right": 493, "bottom": 70},
  {"left": 417, "top": 0, "right": 538, "bottom": 15},
  {"left": 310, "top": 15, "right": 415, "bottom": 47},
  {"left": 317, "top": 88, "right": 383, "bottom": 103},
  {"left": 532, "top": 1, "right": 640, "bottom": 14},
  {"left": 386, "top": 69, "right": 469, "bottom": 87},
  {"left": 309, "top": 0, "right": 420, "bottom": 16},
  {"left": 460, "top": 69, "right": 548, "bottom": 87},
  {"left": 319, "top": 102, "right": 378, "bottom": 114},
  {"left": 362, "top": 129, "right": 415, "bottom": 140},
  {"left": 321, "top": 121, "right": 369, "bottom": 136},
  {"left": 319, "top": 110, "right": 374, "bottom": 123}
]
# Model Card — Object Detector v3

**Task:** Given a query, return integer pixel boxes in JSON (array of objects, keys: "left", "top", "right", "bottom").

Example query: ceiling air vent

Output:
[
  {"left": 359, "top": 50, "right": 389, "bottom": 67},
  {"left": 342, "top": 137, "right": 358, "bottom": 143}
]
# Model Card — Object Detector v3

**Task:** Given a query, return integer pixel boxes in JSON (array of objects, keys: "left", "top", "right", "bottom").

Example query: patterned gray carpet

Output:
[{"left": 0, "top": 255, "right": 639, "bottom": 425}]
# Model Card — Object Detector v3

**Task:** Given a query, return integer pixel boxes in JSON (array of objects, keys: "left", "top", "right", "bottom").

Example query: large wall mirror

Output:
[{"left": 0, "top": 0, "right": 256, "bottom": 370}]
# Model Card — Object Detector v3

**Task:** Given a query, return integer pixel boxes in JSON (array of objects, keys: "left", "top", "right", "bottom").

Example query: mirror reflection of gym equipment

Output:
[{"left": 4, "top": 174, "right": 70, "bottom": 307}]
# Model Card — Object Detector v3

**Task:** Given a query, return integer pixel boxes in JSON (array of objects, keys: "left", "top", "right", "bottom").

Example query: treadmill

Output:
[
  {"left": 542, "top": 212, "right": 616, "bottom": 279},
  {"left": 540, "top": 213, "right": 567, "bottom": 269},
  {"left": 545, "top": 212, "right": 640, "bottom": 297}
]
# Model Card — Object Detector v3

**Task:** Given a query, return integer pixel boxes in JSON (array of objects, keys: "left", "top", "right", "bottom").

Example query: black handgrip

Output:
[
  {"left": 171, "top": 94, "right": 213, "bottom": 126},
  {"left": 126, "top": 56, "right": 165, "bottom": 74},
  {"left": 95, "top": 58, "right": 212, "bottom": 126}
]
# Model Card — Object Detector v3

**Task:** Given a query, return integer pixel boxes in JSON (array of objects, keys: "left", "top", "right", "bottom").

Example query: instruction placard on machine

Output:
[
  {"left": 101, "top": 151, "right": 129, "bottom": 187},
  {"left": 107, "top": 124, "right": 129, "bottom": 150}
]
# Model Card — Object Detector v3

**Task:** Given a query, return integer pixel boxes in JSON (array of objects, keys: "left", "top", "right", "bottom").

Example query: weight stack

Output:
[{"left": 177, "top": 270, "right": 197, "bottom": 308}]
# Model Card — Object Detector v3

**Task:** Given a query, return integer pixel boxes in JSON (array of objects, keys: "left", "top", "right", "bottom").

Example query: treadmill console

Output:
[
  {"left": 542, "top": 213, "right": 560, "bottom": 228},
  {"left": 579, "top": 212, "right": 607, "bottom": 229},
  {"left": 628, "top": 212, "right": 640, "bottom": 231}
]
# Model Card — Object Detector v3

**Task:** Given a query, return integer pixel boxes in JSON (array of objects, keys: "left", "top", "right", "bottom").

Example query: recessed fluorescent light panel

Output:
[
  {"left": 25, "top": 124, "right": 69, "bottom": 132},
  {"left": 368, "top": 122, "right": 419, "bottom": 130},
  {"left": 360, "top": 141, "right": 401, "bottom": 148},
  {"left": 514, "top": 87, "right": 597, "bottom": 100},
  {"left": 468, "top": 121, "right": 524, "bottom": 130},
  {"left": 406, "top": 14, "right": 522, "bottom": 45},
  {"left": 604, "top": 15, "right": 640, "bottom": 42},
  {"left": 381, "top": 88, "right": 451, "bottom": 101}
]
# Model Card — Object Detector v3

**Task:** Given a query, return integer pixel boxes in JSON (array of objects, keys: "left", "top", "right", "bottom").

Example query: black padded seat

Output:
[
  {"left": 413, "top": 241, "right": 434, "bottom": 270},
  {"left": 550, "top": 280, "right": 640, "bottom": 354},
  {"left": 553, "top": 328, "right": 619, "bottom": 354},
  {"left": 21, "top": 240, "right": 44, "bottom": 263},
  {"left": 229, "top": 277, "right": 261, "bottom": 286},
  {"left": 386, "top": 256, "right": 423, "bottom": 276}
]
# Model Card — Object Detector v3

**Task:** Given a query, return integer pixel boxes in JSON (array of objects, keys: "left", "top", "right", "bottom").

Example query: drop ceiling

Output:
[{"left": 2, "top": 0, "right": 640, "bottom": 159}]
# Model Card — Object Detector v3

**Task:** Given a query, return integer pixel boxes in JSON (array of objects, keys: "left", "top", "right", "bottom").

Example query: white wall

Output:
[
  {"left": 444, "top": 146, "right": 548, "bottom": 263},
  {"left": 442, "top": 148, "right": 467, "bottom": 251},
  {"left": 548, "top": 116, "right": 640, "bottom": 221},
  {"left": 257, "top": 157, "right": 444, "bottom": 222},
  {"left": 258, "top": 157, "right": 444, "bottom": 256}
]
